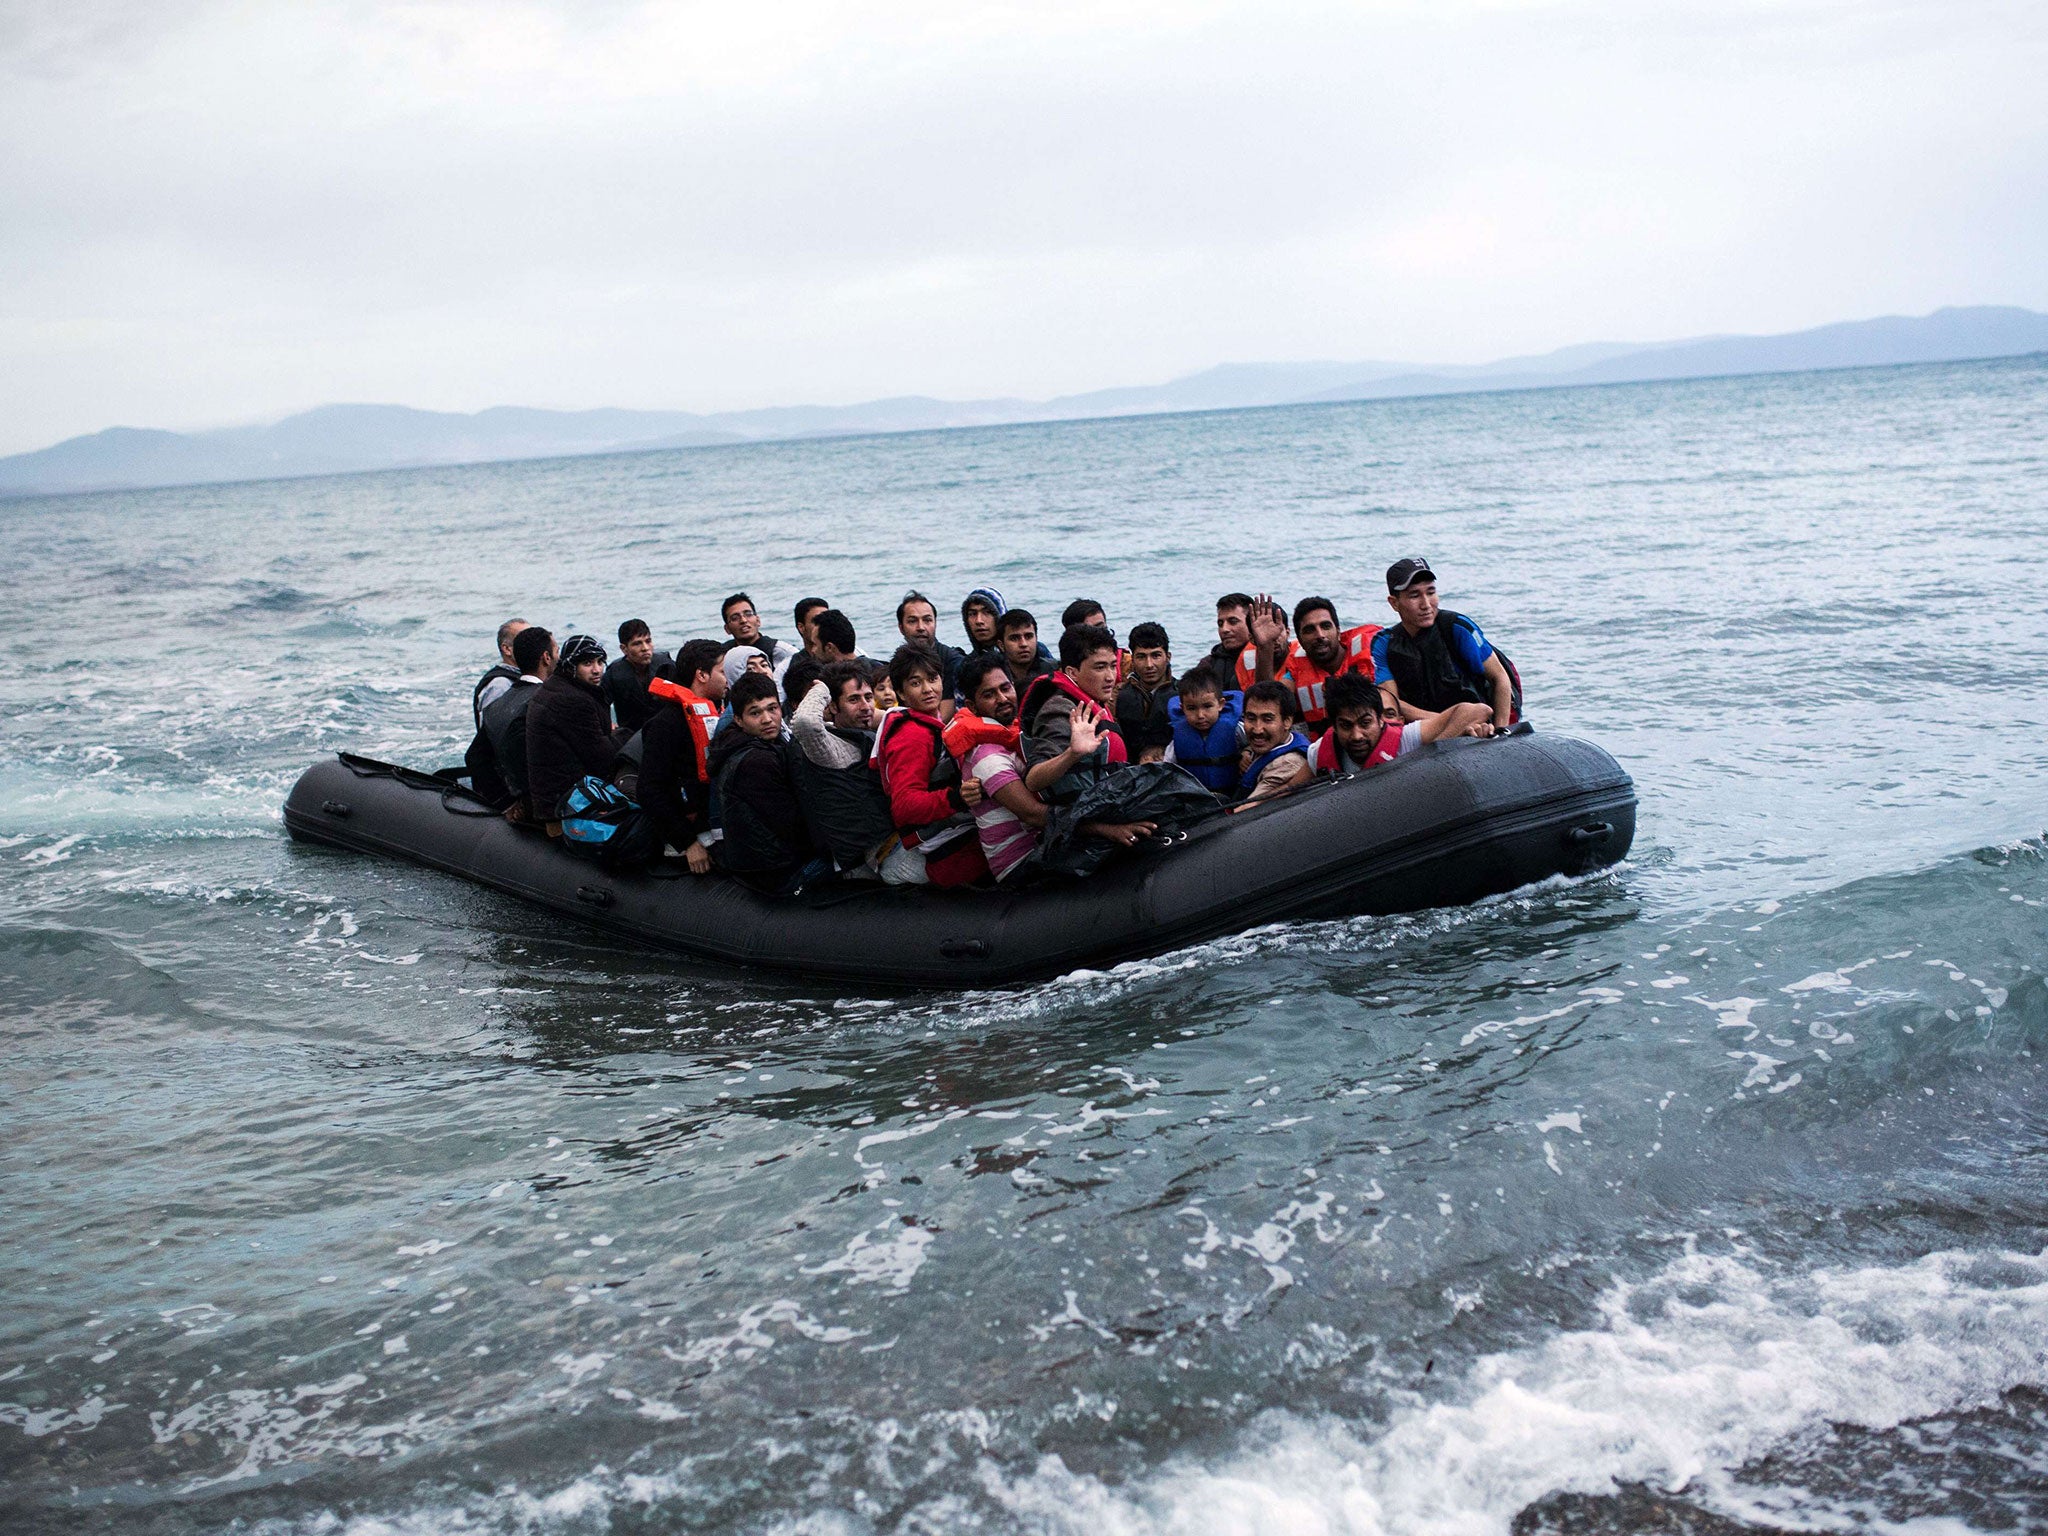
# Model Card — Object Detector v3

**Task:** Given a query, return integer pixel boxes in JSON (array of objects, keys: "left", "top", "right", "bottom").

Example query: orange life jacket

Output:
[
  {"left": 1231, "top": 644, "right": 1260, "bottom": 692},
  {"left": 645, "top": 677, "right": 716, "bottom": 782},
  {"left": 1279, "top": 625, "right": 1380, "bottom": 727},
  {"left": 942, "top": 706, "right": 1022, "bottom": 762}
]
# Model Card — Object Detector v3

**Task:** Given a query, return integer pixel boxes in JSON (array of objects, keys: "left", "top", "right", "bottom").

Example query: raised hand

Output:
[
  {"left": 1069, "top": 706, "right": 1102, "bottom": 757},
  {"left": 1249, "top": 596, "right": 1288, "bottom": 655}
]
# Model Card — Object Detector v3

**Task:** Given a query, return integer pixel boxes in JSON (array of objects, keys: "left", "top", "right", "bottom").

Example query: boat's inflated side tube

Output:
[{"left": 284, "top": 729, "right": 1636, "bottom": 990}]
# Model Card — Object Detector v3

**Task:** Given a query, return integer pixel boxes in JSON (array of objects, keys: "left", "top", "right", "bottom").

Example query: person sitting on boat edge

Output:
[
  {"left": 998, "top": 609, "right": 1056, "bottom": 698},
  {"left": 896, "top": 590, "right": 964, "bottom": 715},
  {"left": 473, "top": 617, "right": 528, "bottom": 728},
  {"left": 640, "top": 638, "right": 726, "bottom": 874},
  {"left": 468, "top": 624, "right": 553, "bottom": 814},
  {"left": 524, "top": 634, "right": 630, "bottom": 823},
  {"left": 1021, "top": 622, "right": 1127, "bottom": 803},
  {"left": 1114, "top": 622, "right": 1176, "bottom": 763},
  {"left": 1278, "top": 596, "right": 1379, "bottom": 731},
  {"left": 1163, "top": 666, "right": 1242, "bottom": 794},
  {"left": 1374, "top": 557, "right": 1521, "bottom": 730},
  {"left": 719, "top": 591, "right": 797, "bottom": 680},
  {"left": 1294, "top": 672, "right": 1493, "bottom": 784},
  {"left": 1235, "top": 680, "right": 1310, "bottom": 806},
  {"left": 872, "top": 645, "right": 988, "bottom": 887},
  {"left": 602, "top": 618, "right": 671, "bottom": 734},
  {"left": 948, "top": 652, "right": 1046, "bottom": 882},
  {"left": 790, "top": 660, "right": 921, "bottom": 883},
  {"left": 782, "top": 608, "right": 861, "bottom": 715},
  {"left": 708, "top": 672, "right": 818, "bottom": 894}
]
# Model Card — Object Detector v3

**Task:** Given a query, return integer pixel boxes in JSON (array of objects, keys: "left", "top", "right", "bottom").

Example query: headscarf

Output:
[
  {"left": 557, "top": 634, "right": 607, "bottom": 671},
  {"left": 722, "top": 645, "right": 766, "bottom": 690}
]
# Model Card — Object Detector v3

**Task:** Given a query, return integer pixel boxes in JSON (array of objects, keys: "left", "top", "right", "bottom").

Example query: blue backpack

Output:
[{"left": 558, "top": 776, "right": 638, "bottom": 849}]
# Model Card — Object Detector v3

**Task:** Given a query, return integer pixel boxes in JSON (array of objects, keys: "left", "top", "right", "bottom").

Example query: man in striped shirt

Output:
[{"left": 951, "top": 652, "right": 1047, "bottom": 882}]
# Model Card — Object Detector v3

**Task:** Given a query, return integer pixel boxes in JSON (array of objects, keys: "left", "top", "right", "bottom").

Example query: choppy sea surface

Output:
[{"left": 4, "top": 355, "right": 2048, "bottom": 1534}]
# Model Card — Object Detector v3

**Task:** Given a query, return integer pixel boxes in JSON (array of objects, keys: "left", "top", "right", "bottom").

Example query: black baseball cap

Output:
[{"left": 1386, "top": 557, "right": 1436, "bottom": 593}]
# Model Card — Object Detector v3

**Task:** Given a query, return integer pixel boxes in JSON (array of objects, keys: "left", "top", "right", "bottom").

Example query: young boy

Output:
[
  {"left": 1302, "top": 672, "right": 1494, "bottom": 779},
  {"left": 866, "top": 658, "right": 899, "bottom": 711},
  {"left": 1115, "top": 621, "right": 1175, "bottom": 763},
  {"left": 1164, "top": 667, "right": 1242, "bottom": 794},
  {"left": 1235, "top": 680, "right": 1310, "bottom": 805}
]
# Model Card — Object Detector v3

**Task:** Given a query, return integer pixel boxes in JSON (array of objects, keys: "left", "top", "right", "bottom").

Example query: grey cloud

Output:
[{"left": 0, "top": 0, "right": 2044, "bottom": 452}]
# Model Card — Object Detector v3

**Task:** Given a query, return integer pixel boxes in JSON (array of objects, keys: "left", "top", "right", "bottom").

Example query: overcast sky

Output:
[{"left": 1, "top": 0, "right": 2043, "bottom": 454}]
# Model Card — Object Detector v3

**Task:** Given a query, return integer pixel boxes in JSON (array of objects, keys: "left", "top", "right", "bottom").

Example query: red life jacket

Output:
[
  {"left": 1362, "top": 721, "right": 1402, "bottom": 768},
  {"left": 1279, "top": 624, "right": 1381, "bottom": 727},
  {"left": 645, "top": 677, "right": 716, "bottom": 782},
  {"left": 941, "top": 706, "right": 1021, "bottom": 763},
  {"left": 1309, "top": 719, "right": 1402, "bottom": 775},
  {"left": 870, "top": 707, "right": 976, "bottom": 850},
  {"left": 1019, "top": 672, "right": 1129, "bottom": 764}
]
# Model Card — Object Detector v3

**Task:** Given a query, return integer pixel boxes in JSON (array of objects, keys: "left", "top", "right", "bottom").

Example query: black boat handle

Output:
[
  {"left": 320, "top": 799, "right": 352, "bottom": 818},
  {"left": 1567, "top": 822, "right": 1613, "bottom": 845},
  {"left": 940, "top": 938, "right": 991, "bottom": 959},
  {"left": 575, "top": 885, "right": 615, "bottom": 909}
]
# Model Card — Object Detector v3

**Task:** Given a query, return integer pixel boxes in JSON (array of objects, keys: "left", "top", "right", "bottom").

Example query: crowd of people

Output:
[{"left": 462, "top": 560, "right": 1522, "bottom": 894}]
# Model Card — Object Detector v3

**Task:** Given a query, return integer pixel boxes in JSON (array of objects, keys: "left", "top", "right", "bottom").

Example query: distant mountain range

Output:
[{"left": 4, "top": 305, "right": 2044, "bottom": 498}]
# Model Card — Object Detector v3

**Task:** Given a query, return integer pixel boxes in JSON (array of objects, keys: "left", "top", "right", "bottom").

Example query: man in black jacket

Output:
[
  {"left": 896, "top": 591, "right": 964, "bottom": 715},
  {"left": 639, "top": 638, "right": 726, "bottom": 873},
  {"left": 523, "top": 634, "right": 627, "bottom": 820},
  {"left": 468, "top": 625, "right": 553, "bottom": 813},
  {"left": 708, "top": 672, "right": 814, "bottom": 893},
  {"left": 1114, "top": 621, "right": 1177, "bottom": 763},
  {"left": 601, "top": 619, "right": 671, "bottom": 732}
]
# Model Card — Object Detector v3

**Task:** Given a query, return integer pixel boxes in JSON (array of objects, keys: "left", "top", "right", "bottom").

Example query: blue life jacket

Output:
[
  {"left": 1236, "top": 730, "right": 1311, "bottom": 798},
  {"left": 1167, "top": 690, "right": 1243, "bottom": 793}
]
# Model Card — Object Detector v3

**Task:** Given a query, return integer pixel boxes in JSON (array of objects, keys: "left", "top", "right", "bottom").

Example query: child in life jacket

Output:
[
  {"left": 1164, "top": 669, "right": 1243, "bottom": 794},
  {"left": 1297, "top": 672, "right": 1495, "bottom": 783},
  {"left": 1235, "top": 682, "right": 1310, "bottom": 805}
]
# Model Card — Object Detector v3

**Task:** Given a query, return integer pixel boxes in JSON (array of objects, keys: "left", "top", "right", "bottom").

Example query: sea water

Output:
[{"left": 3, "top": 355, "right": 2047, "bottom": 1533}]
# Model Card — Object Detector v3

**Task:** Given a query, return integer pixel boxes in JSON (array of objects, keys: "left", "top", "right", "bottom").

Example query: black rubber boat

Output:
[{"left": 284, "top": 729, "right": 1634, "bottom": 989}]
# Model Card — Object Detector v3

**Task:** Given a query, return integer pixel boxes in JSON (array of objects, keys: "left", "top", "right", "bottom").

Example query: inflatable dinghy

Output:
[{"left": 284, "top": 730, "right": 1635, "bottom": 989}]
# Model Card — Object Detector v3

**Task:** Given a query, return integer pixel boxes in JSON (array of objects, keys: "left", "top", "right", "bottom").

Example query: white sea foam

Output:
[
  {"left": 256, "top": 1244, "right": 2048, "bottom": 1536},
  {"left": 978, "top": 1245, "right": 2048, "bottom": 1536}
]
